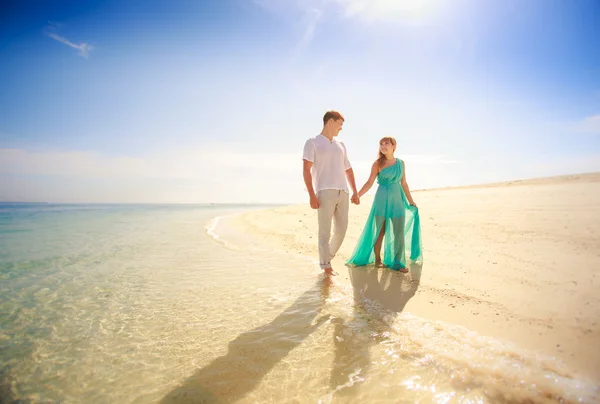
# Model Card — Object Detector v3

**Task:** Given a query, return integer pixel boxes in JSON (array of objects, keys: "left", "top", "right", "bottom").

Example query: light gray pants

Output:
[{"left": 317, "top": 189, "right": 350, "bottom": 269}]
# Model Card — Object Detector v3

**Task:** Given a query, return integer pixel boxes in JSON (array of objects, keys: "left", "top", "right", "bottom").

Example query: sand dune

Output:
[{"left": 232, "top": 173, "right": 600, "bottom": 381}]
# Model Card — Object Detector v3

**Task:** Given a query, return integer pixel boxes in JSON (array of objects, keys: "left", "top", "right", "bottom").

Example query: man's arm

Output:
[
  {"left": 303, "top": 159, "right": 319, "bottom": 209},
  {"left": 345, "top": 168, "right": 359, "bottom": 204},
  {"left": 341, "top": 142, "right": 359, "bottom": 204}
]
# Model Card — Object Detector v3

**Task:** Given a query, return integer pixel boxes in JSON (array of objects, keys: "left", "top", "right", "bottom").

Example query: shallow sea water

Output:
[{"left": 1, "top": 203, "right": 598, "bottom": 403}]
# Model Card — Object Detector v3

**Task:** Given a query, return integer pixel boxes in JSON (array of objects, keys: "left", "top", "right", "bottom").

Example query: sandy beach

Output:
[{"left": 232, "top": 172, "right": 600, "bottom": 382}]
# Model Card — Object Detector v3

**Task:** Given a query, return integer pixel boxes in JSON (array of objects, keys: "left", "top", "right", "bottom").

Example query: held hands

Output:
[{"left": 310, "top": 193, "right": 360, "bottom": 208}]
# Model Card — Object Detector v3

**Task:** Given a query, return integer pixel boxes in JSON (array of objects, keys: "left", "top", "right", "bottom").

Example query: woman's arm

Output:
[
  {"left": 401, "top": 160, "right": 417, "bottom": 206},
  {"left": 358, "top": 162, "right": 379, "bottom": 197}
]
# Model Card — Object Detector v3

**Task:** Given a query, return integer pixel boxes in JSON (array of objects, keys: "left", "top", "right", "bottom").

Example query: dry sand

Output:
[{"left": 232, "top": 172, "right": 600, "bottom": 382}]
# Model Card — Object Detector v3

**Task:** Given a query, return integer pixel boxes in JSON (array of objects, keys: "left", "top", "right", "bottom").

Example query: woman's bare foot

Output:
[
  {"left": 324, "top": 267, "right": 337, "bottom": 276},
  {"left": 398, "top": 267, "right": 409, "bottom": 273},
  {"left": 375, "top": 261, "right": 384, "bottom": 268}
]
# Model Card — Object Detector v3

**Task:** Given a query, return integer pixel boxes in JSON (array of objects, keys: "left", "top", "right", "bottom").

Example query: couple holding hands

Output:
[{"left": 302, "top": 110, "right": 423, "bottom": 274}]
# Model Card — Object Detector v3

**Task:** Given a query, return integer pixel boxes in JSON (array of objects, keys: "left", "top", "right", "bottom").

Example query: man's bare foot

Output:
[{"left": 324, "top": 268, "right": 337, "bottom": 276}]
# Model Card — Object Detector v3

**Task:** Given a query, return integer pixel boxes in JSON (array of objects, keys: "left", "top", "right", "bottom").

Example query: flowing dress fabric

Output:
[{"left": 346, "top": 158, "right": 423, "bottom": 270}]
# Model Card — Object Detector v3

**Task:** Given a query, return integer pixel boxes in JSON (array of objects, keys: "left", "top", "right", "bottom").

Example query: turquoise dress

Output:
[{"left": 346, "top": 158, "right": 423, "bottom": 270}]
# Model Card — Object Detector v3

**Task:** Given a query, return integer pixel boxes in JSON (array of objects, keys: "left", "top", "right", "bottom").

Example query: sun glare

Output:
[
  {"left": 382, "top": 0, "right": 439, "bottom": 18},
  {"left": 341, "top": 0, "right": 442, "bottom": 21}
]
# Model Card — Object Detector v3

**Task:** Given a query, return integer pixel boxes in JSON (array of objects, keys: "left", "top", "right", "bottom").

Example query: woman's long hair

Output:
[{"left": 377, "top": 137, "right": 397, "bottom": 168}]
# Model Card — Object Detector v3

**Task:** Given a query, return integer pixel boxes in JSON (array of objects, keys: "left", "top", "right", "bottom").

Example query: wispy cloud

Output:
[
  {"left": 255, "top": 0, "right": 444, "bottom": 23},
  {"left": 0, "top": 148, "right": 300, "bottom": 180},
  {"left": 402, "top": 154, "right": 463, "bottom": 164},
  {"left": 525, "top": 154, "right": 600, "bottom": 177},
  {"left": 0, "top": 147, "right": 305, "bottom": 203},
  {"left": 45, "top": 25, "right": 94, "bottom": 58},
  {"left": 574, "top": 114, "right": 600, "bottom": 134},
  {"left": 335, "top": 0, "right": 441, "bottom": 21},
  {"left": 297, "top": 8, "right": 323, "bottom": 52},
  {"left": 254, "top": 1, "right": 323, "bottom": 56}
]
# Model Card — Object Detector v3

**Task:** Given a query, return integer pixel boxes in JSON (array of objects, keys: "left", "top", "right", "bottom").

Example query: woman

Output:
[{"left": 346, "top": 137, "right": 423, "bottom": 272}]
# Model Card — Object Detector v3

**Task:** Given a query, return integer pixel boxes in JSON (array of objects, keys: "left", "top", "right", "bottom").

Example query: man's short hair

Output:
[{"left": 323, "top": 110, "right": 345, "bottom": 125}]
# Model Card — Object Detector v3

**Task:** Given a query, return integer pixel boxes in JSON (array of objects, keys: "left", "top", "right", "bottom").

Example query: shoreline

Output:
[{"left": 230, "top": 173, "right": 600, "bottom": 382}]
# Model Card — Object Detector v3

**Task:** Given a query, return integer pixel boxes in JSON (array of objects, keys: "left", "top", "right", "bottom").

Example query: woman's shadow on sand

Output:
[
  {"left": 347, "top": 262, "right": 422, "bottom": 313},
  {"left": 160, "top": 277, "right": 332, "bottom": 404},
  {"left": 327, "top": 263, "right": 422, "bottom": 398}
]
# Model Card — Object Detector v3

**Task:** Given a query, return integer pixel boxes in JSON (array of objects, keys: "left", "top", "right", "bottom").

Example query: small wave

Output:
[
  {"left": 205, "top": 215, "right": 241, "bottom": 251},
  {"left": 204, "top": 213, "right": 320, "bottom": 267},
  {"left": 316, "top": 280, "right": 600, "bottom": 404}
]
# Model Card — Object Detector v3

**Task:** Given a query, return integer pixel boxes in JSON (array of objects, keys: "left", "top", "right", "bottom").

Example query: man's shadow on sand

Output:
[
  {"left": 160, "top": 277, "right": 332, "bottom": 404},
  {"left": 328, "top": 263, "right": 422, "bottom": 398}
]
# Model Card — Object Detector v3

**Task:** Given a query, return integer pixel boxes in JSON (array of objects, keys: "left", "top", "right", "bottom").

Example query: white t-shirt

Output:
[{"left": 302, "top": 134, "right": 352, "bottom": 193}]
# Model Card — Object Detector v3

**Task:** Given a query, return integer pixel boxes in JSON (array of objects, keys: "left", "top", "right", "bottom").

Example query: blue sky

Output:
[{"left": 1, "top": 0, "right": 599, "bottom": 203}]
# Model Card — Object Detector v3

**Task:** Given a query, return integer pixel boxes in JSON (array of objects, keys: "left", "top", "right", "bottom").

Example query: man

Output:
[{"left": 302, "top": 110, "right": 359, "bottom": 275}]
